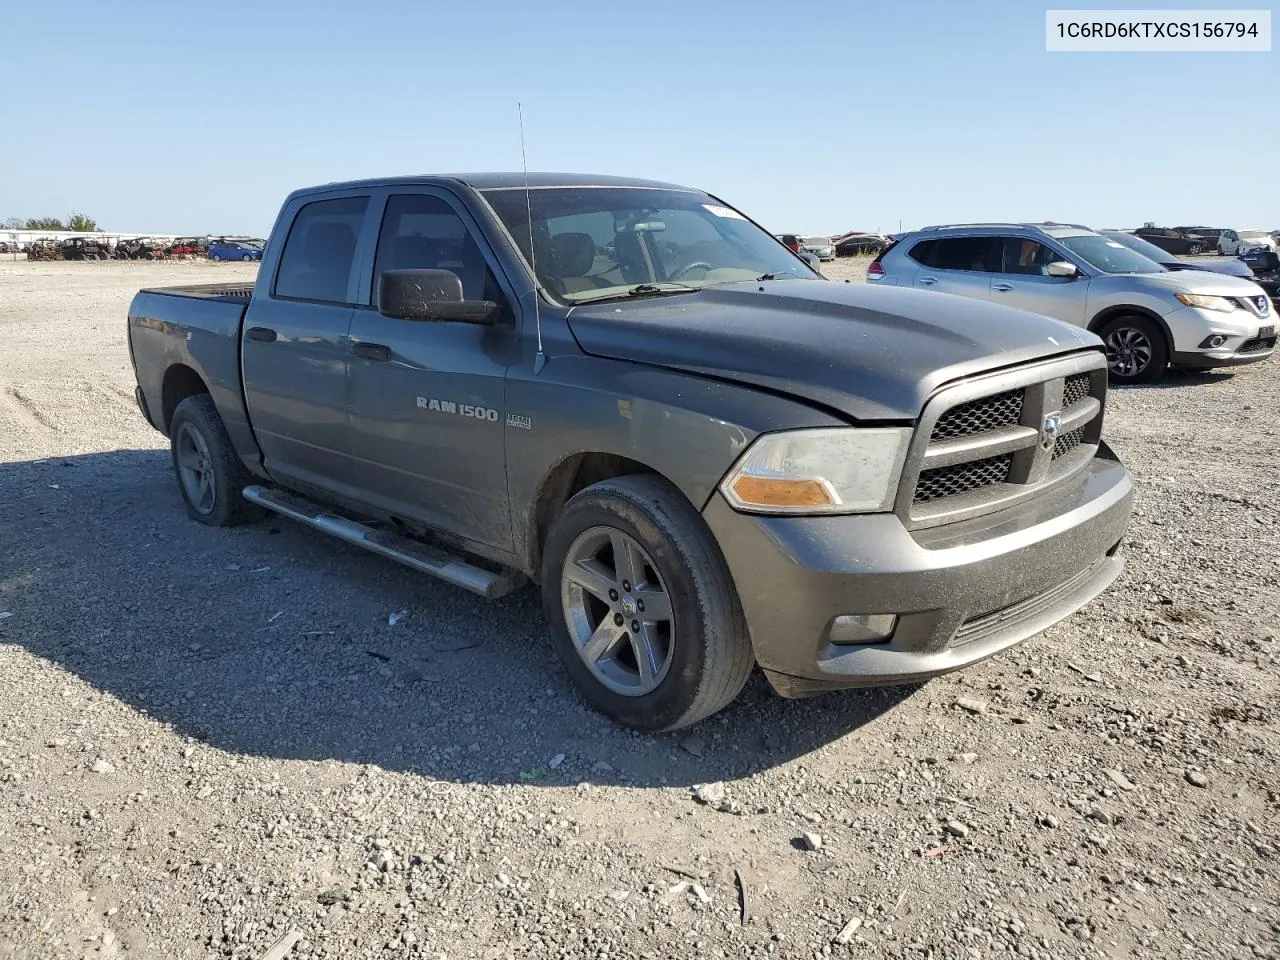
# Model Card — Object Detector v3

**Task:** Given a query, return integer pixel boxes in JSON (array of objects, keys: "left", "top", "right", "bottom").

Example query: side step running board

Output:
[{"left": 241, "top": 485, "right": 523, "bottom": 600}]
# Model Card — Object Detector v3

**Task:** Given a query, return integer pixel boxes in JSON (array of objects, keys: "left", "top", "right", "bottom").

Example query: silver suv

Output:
[{"left": 870, "top": 222, "right": 1275, "bottom": 383}]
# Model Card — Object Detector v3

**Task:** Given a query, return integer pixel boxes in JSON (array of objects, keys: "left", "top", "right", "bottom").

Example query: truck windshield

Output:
[{"left": 483, "top": 186, "right": 819, "bottom": 303}]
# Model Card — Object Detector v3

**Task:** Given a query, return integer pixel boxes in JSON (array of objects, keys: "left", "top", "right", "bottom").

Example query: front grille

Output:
[
  {"left": 1062, "top": 373, "right": 1091, "bottom": 409},
  {"left": 916, "top": 455, "right": 1012, "bottom": 503},
  {"left": 930, "top": 389, "right": 1024, "bottom": 441},
  {"left": 1052, "top": 427, "right": 1085, "bottom": 460},
  {"left": 951, "top": 558, "right": 1106, "bottom": 648},
  {"left": 904, "top": 355, "right": 1108, "bottom": 526},
  {"left": 1239, "top": 335, "right": 1276, "bottom": 354}
]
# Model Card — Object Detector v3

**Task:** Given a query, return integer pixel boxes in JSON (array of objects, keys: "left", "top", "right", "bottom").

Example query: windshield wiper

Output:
[
  {"left": 757, "top": 270, "right": 801, "bottom": 281},
  {"left": 572, "top": 282, "right": 701, "bottom": 305},
  {"left": 626, "top": 282, "right": 700, "bottom": 295}
]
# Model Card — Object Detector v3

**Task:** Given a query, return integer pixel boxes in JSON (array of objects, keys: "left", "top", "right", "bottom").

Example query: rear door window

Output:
[
  {"left": 274, "top": 196, "right": 370, "bottom": 304},
  {"left": 930, "top": 237, "right": 1002, "bottom": 272}
]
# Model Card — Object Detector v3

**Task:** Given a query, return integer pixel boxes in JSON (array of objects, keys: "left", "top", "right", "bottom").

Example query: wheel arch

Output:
[
  {"left": 1087, "top": 304, "right": 1173, "bottom": 348},
  {"left": 161, "top": 363, "right": 210, "bottom": 432},
  {"left": 527, "top": 451, "right": 671, "bottom": 579}
]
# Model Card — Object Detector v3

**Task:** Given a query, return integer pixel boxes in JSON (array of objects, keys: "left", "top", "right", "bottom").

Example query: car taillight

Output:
[{"left": 866, "top": 261, "right": 885, "bottom": 280}]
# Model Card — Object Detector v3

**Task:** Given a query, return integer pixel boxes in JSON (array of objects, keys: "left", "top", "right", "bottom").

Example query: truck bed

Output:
[
  {"left": 127, "top": 283, "right": 255, "bottom": 447},
  {"left": 137, "top": 282, "right": 255, "bottom": 301}
]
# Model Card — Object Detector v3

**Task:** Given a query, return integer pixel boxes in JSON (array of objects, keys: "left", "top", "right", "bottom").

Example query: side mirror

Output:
[
  {"left": 1045, "top": 260, "right": 1078, "bottom": 278},
  {"left": 378, "top": 269, "right": 499, "bottom": 324}
]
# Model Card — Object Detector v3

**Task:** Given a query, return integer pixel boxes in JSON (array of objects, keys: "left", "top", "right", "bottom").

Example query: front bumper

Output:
[
  {"left": 703, "top": 446, "right": 1133, "bottom": 697},
  {"left": 1164, "top": 306, "right": 1274, "bottom": 367}
]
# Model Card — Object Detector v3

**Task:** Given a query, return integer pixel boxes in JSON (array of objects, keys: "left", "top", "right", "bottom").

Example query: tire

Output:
[
  {"left": 540, "top": 474, "right": 753, "bottom": 731},
  {"left": 1098, "top": 315, "right": 1168, "bottom": 385},
  {"left": 1188, "top": 243, "right": 1203, "bottom": 255},
  {"left": 242, "top": 254, "right": 253, "bottom": 262},
  {"left": 168, "top": 394, "right": 265, "bottom": 527}
]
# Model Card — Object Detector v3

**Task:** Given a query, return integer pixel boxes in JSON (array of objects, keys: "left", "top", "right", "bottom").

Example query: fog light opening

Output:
[
  {"left": 829, "top": 613, "right": 898, "bottom": 645},
  {"left": 1198, "top": 334, "right": 1229, "bottom": 349}
]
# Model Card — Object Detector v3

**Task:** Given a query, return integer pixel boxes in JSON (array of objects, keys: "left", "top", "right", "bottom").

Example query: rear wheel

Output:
[
  {"left": 169, "top": 394, "right": 265, "bottom": 526},
  {"left": 541, "top": 475, "right": 753, "bottom": 731},
  {"left": 241, "top": 253, "right": 253, "bottom": 262},
  {"left": 1099, "top": 315, "right": 1168, "bottom": 384}
]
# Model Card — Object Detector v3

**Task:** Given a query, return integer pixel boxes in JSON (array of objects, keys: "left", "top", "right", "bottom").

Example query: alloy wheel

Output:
[
  {"left": 560, "top": 526, "right": 674, "bottom": 697},
  {"left": 175, "top": 422, "right": 217, "bottom": 515},
  {"left": 1104, "top": 327, "right": 1153, "bottom": 378}
]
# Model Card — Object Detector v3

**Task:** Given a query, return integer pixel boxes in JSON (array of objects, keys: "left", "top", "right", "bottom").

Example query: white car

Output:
[
  {"left": 1218, "top": 229, "right": 1276, "bottom": 256},
  {"left": 801, "top": 236, "right": 836, "bottom": 261}
]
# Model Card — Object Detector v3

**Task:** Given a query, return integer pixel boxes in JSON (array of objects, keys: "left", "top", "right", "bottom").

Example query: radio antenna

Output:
[{"left": 518, "top": 102, "right": 545, "bottom": 373}]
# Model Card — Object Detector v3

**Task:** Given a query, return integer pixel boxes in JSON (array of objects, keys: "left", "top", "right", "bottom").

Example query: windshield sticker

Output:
[
  {"left": 1105, "top": 241, "right": 1125, "bottom": 248},
  {"left": 703, "top": 204, "right": 746, "bottom": 220}
]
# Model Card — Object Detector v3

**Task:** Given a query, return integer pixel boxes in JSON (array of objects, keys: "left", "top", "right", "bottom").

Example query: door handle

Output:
[
  {"left": 351, "top": 342, "right": 392, "bottom": 362},
  {"left": 992, "top": 283, "right": 1013, "bottom": 293},
  {"left": 246, "top": 326, "right": 277, "bottom": 342},
  {"left": 918, "top": 277, "right": 937, "bottom": 286}
]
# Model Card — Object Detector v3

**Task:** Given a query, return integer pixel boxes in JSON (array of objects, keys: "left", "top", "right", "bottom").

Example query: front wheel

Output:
[
  {"left": 169, "top": 394, "right": 265, "bottom": 526},
  {"left": 1099, "top": 315, "right": 1168, "bottom": 385},
  {"left": 541, "top": 475, "right": 754, "bottom": 731},
  {"left": 1188, "top": 243, "right": 1203, "bottom": 255}
]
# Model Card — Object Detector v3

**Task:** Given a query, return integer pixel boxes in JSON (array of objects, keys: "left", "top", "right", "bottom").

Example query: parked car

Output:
[
  {"left": 1240, "top": 251, "right": 1280, "bottom": 312},
  {"left": 801, "top": 236, "right": 836, "bottom": 261},
  {"left": 1100, "top": 230, "right": 1254, "bottom": 278},
  {"left": 166, "top": 238, "right": 204, "bottom": 258},
  {"left": 208, "top": 240, "right": 262, "bottom": 261},
  {"left": 1217, "top": 229, "right": 1277, "bottom": 256},
  {"left": 1174, "top": 226, "right": 1225, "bottom": 249},
  {"left": 834, "top": 232, "right": 887, "bottom": 257},
  {"left": 773, "top": 234, "right": 823, "bottom": 271},
  {"left": 126, "top": 173, "right": 1132, "bottom": 731},
  {"left": 115, "top": 237, "right": 163, "bottom": 260},
  {"left": 1133, "top": 227, "right": 1213, "bottom": 255},
  {"left": 869, "top": 221, "right": 1274, "bottom": 383},
  {"left": 60, "top": 237, "right": 112, "bottom": 261}
]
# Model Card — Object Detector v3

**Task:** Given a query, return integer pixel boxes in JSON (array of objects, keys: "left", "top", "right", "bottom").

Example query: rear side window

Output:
[
  {"left": 907, "top": 239, "right": 937, "bottom": 266},
  {"left": 930, "top": 237, "right": 1002, "bottom": 272},
  {"left": 274, "top": 196, "right": 370, "bottom": 304}
]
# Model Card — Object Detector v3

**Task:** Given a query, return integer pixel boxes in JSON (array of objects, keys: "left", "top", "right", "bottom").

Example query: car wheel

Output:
[
  {"left": 241, "top": 253, "right": 253, "bottom": 262},
  {"left": 540, "top": 474, "right": 754, "bottom": 731},
  {"left": 169, "top": 394, "right": 266, "bottom": 527},
  {"left": 1099, "top": 315, "right": 1168, "bottom": 385},
  {"left": 1188, "top": 243, "right": 1203, "bottom": 255}
]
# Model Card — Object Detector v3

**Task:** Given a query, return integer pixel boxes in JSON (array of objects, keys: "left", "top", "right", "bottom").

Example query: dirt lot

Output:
[{"left": 1, "top": 260, "right": 1277, "bottom": 960}]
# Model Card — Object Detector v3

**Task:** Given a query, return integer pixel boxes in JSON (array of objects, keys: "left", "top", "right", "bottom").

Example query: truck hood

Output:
[{"left": 565, "top": 280, "right": 1100, "bottom": 422}]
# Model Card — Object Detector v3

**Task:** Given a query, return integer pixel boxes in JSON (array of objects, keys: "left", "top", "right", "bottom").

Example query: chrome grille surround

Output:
[{"left": 896, "top": 352, "right": 1109, "bottom": 530}]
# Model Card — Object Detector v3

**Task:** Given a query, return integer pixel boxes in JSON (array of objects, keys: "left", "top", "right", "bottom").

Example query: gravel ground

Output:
[{"left": 1, "top": 259, "right": 1277, "bottom": 960}]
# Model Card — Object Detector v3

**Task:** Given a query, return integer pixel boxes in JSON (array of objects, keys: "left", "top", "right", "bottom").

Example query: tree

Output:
[
  {"left": 25, "top": 217, "right": 65, "bottom": 231},
  {"left": 65, "top": 212, "right": 99, "bottom": 232},
  {"left": 2, "top": 217, "right": 24, "bottom": 230}
]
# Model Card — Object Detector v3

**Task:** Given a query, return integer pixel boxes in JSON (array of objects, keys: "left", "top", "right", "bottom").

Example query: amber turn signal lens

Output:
[{"left": 729, "top": 476, "right": 835, "bottom": 508}]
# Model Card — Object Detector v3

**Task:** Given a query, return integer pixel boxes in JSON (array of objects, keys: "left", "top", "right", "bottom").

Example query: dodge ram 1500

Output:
[{"left": 127, "top": 173, "right": 1133, "bottom": 730}]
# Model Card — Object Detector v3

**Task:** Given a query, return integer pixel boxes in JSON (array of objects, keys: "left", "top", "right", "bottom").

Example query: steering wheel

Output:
[{"left": 668, "top": 261, "right": 714, "bottom": 282}]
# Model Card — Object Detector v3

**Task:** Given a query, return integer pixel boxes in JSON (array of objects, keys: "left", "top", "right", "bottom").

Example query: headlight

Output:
[
  {"left": 720, "top": 427, "right": 912, "bottom": 514},
  {"left": 1176, "top": 293, "right": 1237, "bottom": 313}
]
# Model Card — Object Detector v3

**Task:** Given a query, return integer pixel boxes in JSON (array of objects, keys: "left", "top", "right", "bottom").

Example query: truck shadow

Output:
[{"left": 0, "top": 450, "right": 918, "bottom": 789}]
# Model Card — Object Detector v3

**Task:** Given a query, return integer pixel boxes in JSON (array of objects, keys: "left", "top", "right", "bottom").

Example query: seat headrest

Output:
[{"left": 549, "top": 232, "right": 596, "bottom": 277}]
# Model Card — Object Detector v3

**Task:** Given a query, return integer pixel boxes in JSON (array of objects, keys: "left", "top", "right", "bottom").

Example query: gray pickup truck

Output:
[{"left": 127, "top": 173, "right": 1133, "bottom": 731}]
